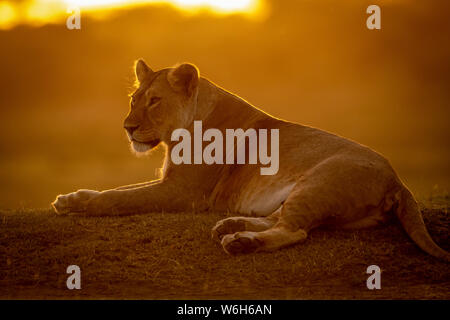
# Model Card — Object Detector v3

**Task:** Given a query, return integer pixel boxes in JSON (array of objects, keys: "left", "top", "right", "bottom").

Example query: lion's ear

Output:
[
  {"left": 167, "top": 63, "right": 199, "bottom": 97},
  {"left": 135, "top": 59, "right": 152, "bottom": 83}
]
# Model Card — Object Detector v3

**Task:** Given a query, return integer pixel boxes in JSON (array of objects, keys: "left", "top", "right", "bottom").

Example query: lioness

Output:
[{"left": 52, "top": 60, "right": 449, "bottom": 260}]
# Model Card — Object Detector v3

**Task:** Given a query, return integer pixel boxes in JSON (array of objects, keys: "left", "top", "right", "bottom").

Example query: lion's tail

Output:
[{"left": 395, "top": 187, "right": 450, "bottom": 262}]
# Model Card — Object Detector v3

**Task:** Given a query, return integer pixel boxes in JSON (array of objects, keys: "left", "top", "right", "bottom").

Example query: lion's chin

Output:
[{"left": 131, "top": 139, "right": 160, "bottom": 154}]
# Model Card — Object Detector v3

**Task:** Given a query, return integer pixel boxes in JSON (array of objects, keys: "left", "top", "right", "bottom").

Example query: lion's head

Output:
[{"left": 124, "top": 60, "right": 199, "bottom": 154}]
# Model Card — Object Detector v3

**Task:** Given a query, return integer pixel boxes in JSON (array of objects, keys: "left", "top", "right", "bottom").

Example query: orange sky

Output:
[{"left": 0, "top": 0, "right": 265, "bottom": 29}]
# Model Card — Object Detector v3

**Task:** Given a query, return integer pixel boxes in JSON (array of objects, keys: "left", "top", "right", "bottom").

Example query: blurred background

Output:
[{"left": 0, "top": 0, "right": 449, "bottom": 209}]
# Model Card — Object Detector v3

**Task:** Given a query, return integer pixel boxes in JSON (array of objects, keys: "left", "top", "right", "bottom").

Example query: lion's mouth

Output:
[
  {"left": 132, "top": 138, "right": 161, "bottom": 149},
  {"left": 145, "top": 139, "right": 161, "bottom": 148}
]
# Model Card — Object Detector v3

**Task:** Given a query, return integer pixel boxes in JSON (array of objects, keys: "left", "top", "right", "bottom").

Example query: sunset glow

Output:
[
  {"left": 0, "top": 0, "right": 264, "bottom": 29},
  {"left": 0, "top": 2, "right": 17, "bottom": 29}
]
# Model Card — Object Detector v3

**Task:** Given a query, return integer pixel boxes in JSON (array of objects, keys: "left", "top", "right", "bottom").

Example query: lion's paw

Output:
[
  {"left": 211, "top": 218, "right": 247, "bottom": 243},
  {"left": 52, "top": 189, "right": 100, "bottom": 215},
  {"left": 221, "top": 232, "right": 263, "bottom": 255}
]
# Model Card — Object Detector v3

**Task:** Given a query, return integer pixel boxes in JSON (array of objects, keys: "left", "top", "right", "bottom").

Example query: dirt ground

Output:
[{"left": 0, "top": 195, "right": 449, "bottom": 300}]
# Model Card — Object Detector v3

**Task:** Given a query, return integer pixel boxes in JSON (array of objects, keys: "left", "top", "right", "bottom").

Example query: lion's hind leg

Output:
[
  {"left": 219, "top": 198, "right": 316, "bottom": 255},
  {"left": 218, "top": 156, "right": 394, "bottom": 255},
  {"left": 211, "top": 208, "right": 281, "bottom": 243},
  {"left": 219, "top": 178, "right": 335, "bottom": 255},
  {"left": 221, "top": 226, "right": 308, "bottom": 255}
]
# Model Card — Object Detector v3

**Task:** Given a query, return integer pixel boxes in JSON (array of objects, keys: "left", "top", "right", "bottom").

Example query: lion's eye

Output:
[{"left": 149, "top": 97, "right": 161, "bottom": 106}]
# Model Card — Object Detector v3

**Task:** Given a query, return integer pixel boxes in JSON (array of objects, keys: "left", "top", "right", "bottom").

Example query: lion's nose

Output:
[{"left": 124, "top": 125, "right": 139, "bottom": 136}]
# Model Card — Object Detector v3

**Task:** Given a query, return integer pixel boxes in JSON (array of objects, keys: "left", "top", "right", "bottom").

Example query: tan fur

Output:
[{"left": 52, "top": 60, "right": 449, "bottom": 260}]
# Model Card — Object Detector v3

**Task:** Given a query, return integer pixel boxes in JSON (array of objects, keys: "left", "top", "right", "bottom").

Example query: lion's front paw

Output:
[{"left": 51, "top": 189, "right": 100, "bottom": 215}]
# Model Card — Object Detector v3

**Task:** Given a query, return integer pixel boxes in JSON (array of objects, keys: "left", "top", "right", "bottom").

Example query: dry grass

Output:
[{"left": 0, "top": 195, "right": 449, "bottom": 300}]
